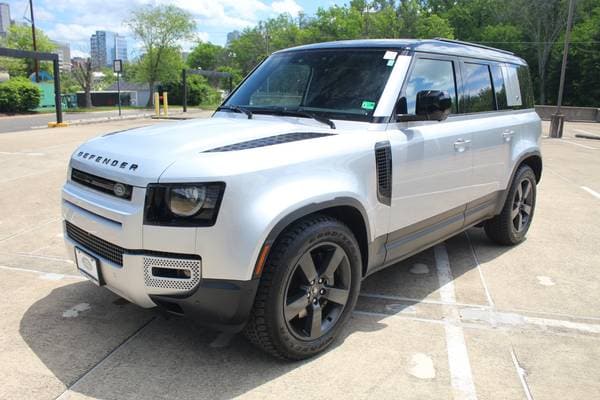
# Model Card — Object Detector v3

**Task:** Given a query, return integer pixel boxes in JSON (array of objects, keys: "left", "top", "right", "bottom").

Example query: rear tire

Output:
[
  {"left": 485, "top": 165, "right": 537, "bottom": 245},
  {"left": 244, "top": 214, "right": 361, "bottom": 360}
]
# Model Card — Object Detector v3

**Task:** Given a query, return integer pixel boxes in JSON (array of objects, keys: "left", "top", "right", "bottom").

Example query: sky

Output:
[{"left": 5, "top": 0, "right": 346, "bottom": 58}]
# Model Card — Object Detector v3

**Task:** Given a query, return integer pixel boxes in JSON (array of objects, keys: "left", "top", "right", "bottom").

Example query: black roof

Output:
[{"left": 278, "top": 39, "right": 527, "bottom": 65}]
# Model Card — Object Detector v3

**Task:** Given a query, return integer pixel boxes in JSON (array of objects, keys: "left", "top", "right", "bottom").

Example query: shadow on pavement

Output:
[{"left": 19, "top": 228, "right": 517, "bottom": 400}]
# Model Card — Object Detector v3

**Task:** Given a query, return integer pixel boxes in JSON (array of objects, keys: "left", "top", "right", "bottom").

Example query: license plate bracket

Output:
[{"left": 75, "top": 247, "right": 102, "bottom": 286}]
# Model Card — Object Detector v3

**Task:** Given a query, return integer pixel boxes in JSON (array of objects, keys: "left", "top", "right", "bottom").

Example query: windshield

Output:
[{"left": 224, "top": 49, "right": 398, "bottom": 122}]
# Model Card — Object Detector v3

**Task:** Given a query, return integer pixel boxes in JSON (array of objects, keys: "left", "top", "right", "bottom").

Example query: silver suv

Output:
[{"left": 62, "top": 39, "right": 541, "bottom": 359}]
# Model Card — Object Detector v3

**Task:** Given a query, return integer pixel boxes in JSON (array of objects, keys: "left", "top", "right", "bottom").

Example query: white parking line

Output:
[
  {"left": 0, "top": 264, "right": 84, "bottom": 280},
  {"left": 0, "top": 151, "right": 45, "bottom": 156},
  {"left": 465, "top": 232, "right": 494, "bottom": 308},
  {"left": 360, "top": 292, "right": 491, "bottom": 309},
  {"left": 510, "top": 348, "right": 534, "bottom": 400},
  {"left": 556, "top": 139, "right": 598, "bottom": 150},
  {"left": 434, "top": 244, "right": 478, "bottom": 400},
  {"left": 581, "top": 186, "right": 600, "bottom": 200}
]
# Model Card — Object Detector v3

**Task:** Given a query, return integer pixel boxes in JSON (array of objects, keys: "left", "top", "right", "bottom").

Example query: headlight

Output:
[
  {"left": 169, "top": 186, "right": 207, "bottom": 217},
  {"left": 144, "top": 182, "right": 225, "bottom": 227}
]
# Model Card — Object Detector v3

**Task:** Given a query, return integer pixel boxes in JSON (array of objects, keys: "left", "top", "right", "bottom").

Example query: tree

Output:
[
  {"left": 72, "top": 59, "right": 93, "bottom": 108},
  {"left": 187, "top": 42, "right": 224, "bottom": 70},
  {"left": 518, "top": 0, "right": 568, "bottom": 104},
  {"left": 95, "top": 67, "right": 117, "bottom": 91},
  {"left": 558, "top": 4, "right": 600, "bottom": 106},
  {"left": 0, "top": 24, "right": 56, "bottom": 78},
  {"left": 127, "top": 5, "right": 196, "bottom": 106}
]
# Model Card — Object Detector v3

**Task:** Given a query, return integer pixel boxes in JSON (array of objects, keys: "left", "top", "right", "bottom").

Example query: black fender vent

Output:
[
  {"left": 375, "top": 141, "right": 392, "bottom": 206},
  {"left": 204, "top": 132, "right": 334, "bottom": 152}
]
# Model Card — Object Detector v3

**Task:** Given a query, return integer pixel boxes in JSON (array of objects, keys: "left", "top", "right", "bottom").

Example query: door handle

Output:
[
  {"left": 502, "top": 130, "right": 515, "bottom": 142},
  {"left": 453, "top": 138, "right": 471, "bottom": 152}
]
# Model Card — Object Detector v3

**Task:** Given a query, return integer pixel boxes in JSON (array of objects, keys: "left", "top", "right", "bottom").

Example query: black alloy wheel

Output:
[
  {"left": 244, "top": 214, "right": 361, "bottom": 360},
  {"left": 512, "top": 178, "right": 534, "bottom": 232},
  {"left": 485, "top": 165, "right": 537, "bottom": 245},
  {"left": 284, "top": 242, "right": 351, "bottom": 341}
]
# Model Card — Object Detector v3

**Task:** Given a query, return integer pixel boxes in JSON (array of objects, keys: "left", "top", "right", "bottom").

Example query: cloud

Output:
[
  {"left": 271, "top": 0, "right": 303, "bottom": 16},
  {"left": 31, "top": 0, "right": 307, "bottom": 52}
]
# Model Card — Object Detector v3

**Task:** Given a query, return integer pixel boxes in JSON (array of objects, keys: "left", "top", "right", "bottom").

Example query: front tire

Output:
[
  {"left": 485, "top": 165, "right": 537, "bottom": 245},
  {"left": 244, "top": 214, "right": 362, "bottom": 360}
]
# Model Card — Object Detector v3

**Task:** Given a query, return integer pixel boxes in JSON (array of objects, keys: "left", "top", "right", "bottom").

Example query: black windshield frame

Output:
[{"left": 222, "top": 48, "right": 401, "bottom": 123}]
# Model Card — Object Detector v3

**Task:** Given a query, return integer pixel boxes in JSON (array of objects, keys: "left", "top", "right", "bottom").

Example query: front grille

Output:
[
  {"left": 71, "top": 169, "right": 132, "bottom": 200},
  {"left": 66, "top": 221, "right": 124, "bottom": 266}
]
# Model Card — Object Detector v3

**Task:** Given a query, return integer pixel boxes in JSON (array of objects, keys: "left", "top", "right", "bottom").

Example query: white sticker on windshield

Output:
[{"left": 383, "top": 51, "right": 398, "bottom": 60}]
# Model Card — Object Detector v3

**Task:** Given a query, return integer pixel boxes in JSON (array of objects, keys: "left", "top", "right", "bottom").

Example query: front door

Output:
[{"left": 385, "top": 55, "right": 474, "bottom": 262}]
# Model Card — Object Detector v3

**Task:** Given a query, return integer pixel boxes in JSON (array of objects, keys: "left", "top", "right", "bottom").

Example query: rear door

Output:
[{"left": 459, "top": 60, "right": 517, "bottom": 225}]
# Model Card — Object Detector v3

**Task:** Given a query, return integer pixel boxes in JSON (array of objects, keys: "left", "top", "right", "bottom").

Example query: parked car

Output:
[{"left": 62, "top": 39, "right": 541, "bottom": 360}]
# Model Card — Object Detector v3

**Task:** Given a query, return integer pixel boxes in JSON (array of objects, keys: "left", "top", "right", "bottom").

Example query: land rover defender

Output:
[{"left": 63, "top": 39, "right": 542, "bottom": 359}]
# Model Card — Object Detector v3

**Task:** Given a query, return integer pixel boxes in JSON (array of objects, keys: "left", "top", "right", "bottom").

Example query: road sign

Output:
[{"left": 113, "top": 59, "right": 123, "bottom": 73}]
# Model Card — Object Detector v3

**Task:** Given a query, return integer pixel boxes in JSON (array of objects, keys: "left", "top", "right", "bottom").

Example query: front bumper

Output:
[{"left": 64, "top": 222, "right": 259, "bottom": 331}]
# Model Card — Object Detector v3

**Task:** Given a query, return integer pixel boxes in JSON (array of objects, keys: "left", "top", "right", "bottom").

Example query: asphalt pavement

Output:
[{"left": 0, "top": 119, "right": 599, "bottom": 400}]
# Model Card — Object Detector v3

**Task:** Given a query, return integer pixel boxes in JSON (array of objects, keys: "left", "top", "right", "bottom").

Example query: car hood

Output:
[{"left": 69, "top": 116, "right": 334, "bottom": 187}]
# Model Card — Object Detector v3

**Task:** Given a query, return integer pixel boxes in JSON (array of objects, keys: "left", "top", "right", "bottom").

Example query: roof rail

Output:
[{"left": 433, "top": 38, "right": 515, "bottom": 56}]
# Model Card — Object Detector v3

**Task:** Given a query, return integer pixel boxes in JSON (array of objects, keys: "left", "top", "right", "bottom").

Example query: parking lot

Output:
[{"left": 0, "top": 118, "right": 599, "bottom": 400}]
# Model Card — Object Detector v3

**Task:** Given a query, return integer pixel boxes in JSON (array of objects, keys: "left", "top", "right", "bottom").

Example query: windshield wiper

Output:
[
  {"left": 217, "top": 105, "right": 253, "bottom": 119},
  {"left": 254, "top": 107, "right": 336, "bottom": 129}
]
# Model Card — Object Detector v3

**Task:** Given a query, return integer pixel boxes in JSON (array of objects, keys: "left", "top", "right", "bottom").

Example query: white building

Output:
[{"left": 0, "top": 3, "right": 11, "bottom": 38}]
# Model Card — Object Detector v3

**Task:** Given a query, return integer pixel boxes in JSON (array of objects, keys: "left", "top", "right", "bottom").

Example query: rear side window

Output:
[
  {"left": 399, "top": 58, "right": 458, "bottom": 115},
  {"left": 501, "top": 65, "right": 522, "bottom": 107},
  {"left": 517, "top": 65, "right": 535, "bottom": 109},
  {"left": 495, "top": 64, "right": 535, "bottom": 110},
  {"left": 462, "top": 63, "right": 495, "bottom": 113}
]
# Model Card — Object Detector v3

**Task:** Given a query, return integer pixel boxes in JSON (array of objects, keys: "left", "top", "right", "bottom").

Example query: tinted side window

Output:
[
  {"left": 517, "top": 65, "right": 535, "bottom": 109},
  {"left": 400, "top": 58, "right": 458, "bottom": 115},
  {"left": 491, "top": 65, "right": 508, "bottom": 110},
  {"left": 462, "top": 63, "right": 495, "bottom": 113}
]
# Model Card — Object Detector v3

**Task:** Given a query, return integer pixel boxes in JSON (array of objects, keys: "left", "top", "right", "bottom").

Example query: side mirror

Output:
[
  {"left": 416, "top": 90, "right": 452, "bottom": 121},
  {"left": 396, "top": 90, "right": 452, "bottom": 122}
]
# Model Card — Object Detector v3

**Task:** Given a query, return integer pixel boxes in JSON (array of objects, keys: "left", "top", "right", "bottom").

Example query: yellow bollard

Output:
[
  {"left": 154, "top": 92, "right": 160, "bottom": 116},
  {"left": 163, "top": 91, "right": 169, "bottom": 117}
]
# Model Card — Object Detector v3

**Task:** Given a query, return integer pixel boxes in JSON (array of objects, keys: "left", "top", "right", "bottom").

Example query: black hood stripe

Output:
[{"left": 203, "top": 132, "right": 335, "bottom": 152}]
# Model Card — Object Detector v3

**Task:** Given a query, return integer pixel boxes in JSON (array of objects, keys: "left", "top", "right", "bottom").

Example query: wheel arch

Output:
[
  {"left": 495, "top": 150, "right": 542, "bottom": 215},
  {"left": 255, "top": 197, "right": 371, "bottom": 279}
]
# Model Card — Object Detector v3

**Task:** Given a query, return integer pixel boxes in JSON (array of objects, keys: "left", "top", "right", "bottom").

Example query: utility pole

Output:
[
  {"left": 550, "top": 0, "right": 577, "bottom": 138},
  {"left": 29, "top": 0, "right": 39, "bottom": 82}
]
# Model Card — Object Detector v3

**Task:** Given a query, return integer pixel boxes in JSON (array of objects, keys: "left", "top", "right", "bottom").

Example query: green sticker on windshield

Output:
[{"left": 361, "top": 101, "right": 376, "bottom": 110}]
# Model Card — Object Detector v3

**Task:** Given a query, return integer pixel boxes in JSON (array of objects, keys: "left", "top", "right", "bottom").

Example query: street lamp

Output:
[
  {"left": 549, "top": 0, "right": 577, "bottom": 138},
  {"left": 113, "top": 59, "right": 122, "bottom": 116}
]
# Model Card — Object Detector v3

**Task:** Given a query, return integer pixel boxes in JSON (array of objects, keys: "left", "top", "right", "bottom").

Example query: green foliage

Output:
[
  {"left": 60, "top": 72, "right": 81, "bottom": 94},
  {"left": 133, "top": 47, "right": 184, "bottom": 88},
  {"left": 127, "top": 4, "right": 196, "bottom": 104},
  {"left": 0, "top": 25, "right": 57, "bottom": 78},
  {"left": 95, "top": 68, "right": 117, "bottom": 91},
  {"left": 556, "top": 4, "right": 600, "bottom": 106},
  {"left": 216, "top": 66, "right": 244, "bottom": 88},
  {"left": 161, "top": 75, "right": 221, "bottom": 106},
  {"left": 0, "top": 78, "right": 42, "bottom": 112},
  {"left": 415, "top": 14, "right": 455, "bottom": 39},
  {"left": 187, "top": 42, "right": 225, "bottom": 70}
]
